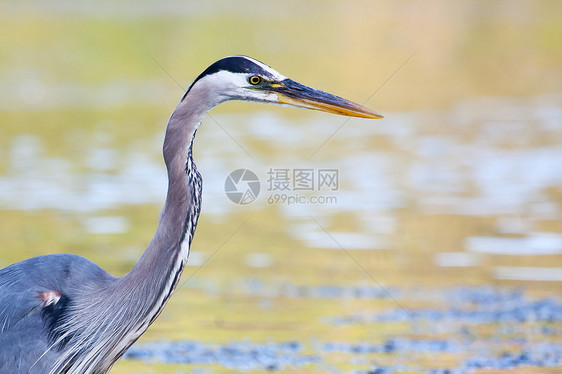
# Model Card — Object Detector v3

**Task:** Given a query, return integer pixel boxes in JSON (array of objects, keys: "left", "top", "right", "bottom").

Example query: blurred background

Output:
[{"left": 1, "top": 1, "right": 561, "bottom": 373}]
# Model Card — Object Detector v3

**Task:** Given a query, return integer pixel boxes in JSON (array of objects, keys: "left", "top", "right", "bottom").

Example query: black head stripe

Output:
[
  {"left": 200, "top": 56, "right": 273, "bottom": 77},
  {"left": 182, "top": 56, "right": 273, "bottom": 101}
]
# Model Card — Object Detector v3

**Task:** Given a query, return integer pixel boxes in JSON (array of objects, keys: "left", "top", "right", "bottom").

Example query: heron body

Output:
[{"left": 0, "top": 56, "right": 381, "bottom": 373}]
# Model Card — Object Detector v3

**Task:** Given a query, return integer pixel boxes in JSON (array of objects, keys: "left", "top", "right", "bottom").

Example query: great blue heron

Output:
[{"left": 0, "top": 56, "right": 382, "bottom": 373}]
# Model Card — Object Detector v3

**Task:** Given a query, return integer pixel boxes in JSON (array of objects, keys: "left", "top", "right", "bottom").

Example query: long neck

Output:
[
  {"left": 121, "top": 80, "right": 224, "bottom": 315},
  {"left": 125, "top": 96, "right": 208, "bottom": 315},
  {"left": 51, "top": 91, "right": 216, "bottom": 374}
]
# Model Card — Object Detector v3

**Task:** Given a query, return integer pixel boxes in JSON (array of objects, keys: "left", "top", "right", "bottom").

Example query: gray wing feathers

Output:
[{"left": 0, "top": 254, "right": 113, "bottom": 373}]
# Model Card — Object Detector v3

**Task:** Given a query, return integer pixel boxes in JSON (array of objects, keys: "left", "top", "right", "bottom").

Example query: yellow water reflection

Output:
[{"left": 0, "top": 1, "right": 561, "bottom": 373}]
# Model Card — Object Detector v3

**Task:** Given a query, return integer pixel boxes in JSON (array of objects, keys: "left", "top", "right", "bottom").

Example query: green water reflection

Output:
[{"left": 1, "top": 1, "right": 561, "bottom": 373}]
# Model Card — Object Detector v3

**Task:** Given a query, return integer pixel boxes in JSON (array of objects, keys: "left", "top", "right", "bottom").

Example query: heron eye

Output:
[{"left": 248, "top": 75, "right": 262, "bottom": 85}]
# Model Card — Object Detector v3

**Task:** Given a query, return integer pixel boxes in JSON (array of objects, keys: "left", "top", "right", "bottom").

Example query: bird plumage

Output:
[
  {"left": 0, "top": 55, "right": 381, "bottom": 373},
  {"left": 0, "top": 254, "right": 114, "bottom": 372}
]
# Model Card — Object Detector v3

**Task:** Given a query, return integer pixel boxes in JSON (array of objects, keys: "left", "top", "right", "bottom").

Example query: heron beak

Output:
[{"left": 269, "top": 79, "right": 383, "bottom": 119}]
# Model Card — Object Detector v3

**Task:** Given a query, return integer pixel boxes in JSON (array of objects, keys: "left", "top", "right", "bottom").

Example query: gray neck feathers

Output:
[{"left": 48, "top": 92, "right": 208, "bottom": 374}]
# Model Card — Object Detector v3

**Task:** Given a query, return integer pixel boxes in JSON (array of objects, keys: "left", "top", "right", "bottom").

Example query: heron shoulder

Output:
[
  {"left": 0, "top": 253, "right": 116, "bottom": 361},
  {"left": 0, "top": 253, "right": 114, "bottom": 289},
  {"left": 0, "top": 254, "right": 114, "bottom": 330}
]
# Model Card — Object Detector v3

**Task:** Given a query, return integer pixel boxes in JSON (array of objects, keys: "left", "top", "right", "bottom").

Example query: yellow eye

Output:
[{"left": 249, "top": 75, "right": 262, "bottom": 85}]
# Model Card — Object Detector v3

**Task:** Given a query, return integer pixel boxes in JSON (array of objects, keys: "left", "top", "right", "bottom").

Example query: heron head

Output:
[{"left": 184, "top": 55, "right": 383, "bottom": 119}]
